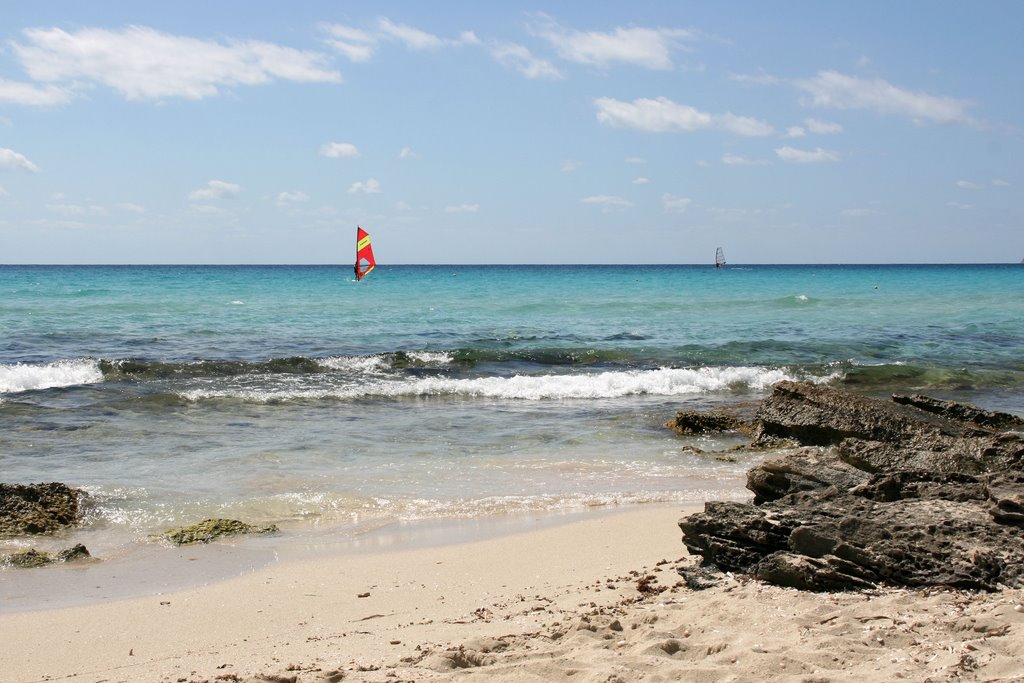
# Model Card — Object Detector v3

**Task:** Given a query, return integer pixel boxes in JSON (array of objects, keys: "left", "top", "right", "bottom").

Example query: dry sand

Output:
[{"left": 2, "top": 504, "right": 1024, "bottom": 682}]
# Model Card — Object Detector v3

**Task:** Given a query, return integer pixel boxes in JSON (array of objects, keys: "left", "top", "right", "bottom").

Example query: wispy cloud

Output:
[
  {"left": 47, "top": 203, "right": 109, "bottom": 217},
  {"left": 444, "top": 203, "right": 479, "bottom": 213},
  {"left": 348, "top": 178, "right": 381, "bottom": 194},
  {"left": 321, "top": 24, "right": 376, "bottom": 62},
  {"left": 956, "top": 180, "right": 981, "bottom": 190},
  {"left": 323, "top": 18, "right": 478, "bottom": 62},
  {"left": 13, "top": 26, "right": 340, "bottom": 101},
  {"left": 595, "top": 96, "right": 773, "bottom": 136},
  {"left": 399, "top": 147, "right": 418, "bottom": 159},
  {"left": 276, "top": 191, "right": 309, "bottom": 206},
  {"left": 947, "top": 201, "right": 972, "bottom": 210},
  {"left": 491, "top": 42, "right": 563, "bottom": 80},
  {"left": 0, "top": 147, "right": 40, "bottom": 172},
  {"left": 632, "top": 177, "right": 650, "bottom": 184},
  {"left": 795, "top": 70, "right": 976, "bottom": 126},
  {"left": 320, "top": 142, "right": 360, "bottom": 158},
  {"left": 722, "top": 153, "right": 769, "bottom": 166},
  {"left": 189, "top": 180, "right": 241, "bottom": 201},
  {"left": 561, "top": 159, "right": 582, "bottom": 172},
  {"left": 992, "top": 179, "right": 1009, "bottom": 187},
  {"left": 775, "top": 146, "right": 840, "bottom": 163},
  {"left": 662, "top": 194, "right": 692, "bottom": 213},
  {"left": 581, "top": 195, "right": 632, "bottom": 211},
  {"left": 805, "top": 118, "right": 843, "bottom": 134},
  {"left": 0, "top": 78, "right": 72, "bottom": 107},
  {"left": 531, "top": 15, "right": 693, "bottom": 70}
]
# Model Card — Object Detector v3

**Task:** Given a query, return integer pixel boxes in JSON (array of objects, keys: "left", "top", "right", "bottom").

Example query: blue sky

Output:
[{"left": 1, "top": 1, "right": 1021, "bottom": 264}]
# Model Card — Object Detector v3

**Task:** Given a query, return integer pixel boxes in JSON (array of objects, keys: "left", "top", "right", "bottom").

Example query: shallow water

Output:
[{"left": 2, "top": 264, "right": 1022, "bottom": 569}]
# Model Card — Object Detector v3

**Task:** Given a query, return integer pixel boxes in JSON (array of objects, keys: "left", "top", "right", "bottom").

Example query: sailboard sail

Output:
[
  {"left": 354, "top": 226, "right": 376, "bottom": 281},
  {"left": 715, "top": 247, "right": 726, "bottom": 269}
]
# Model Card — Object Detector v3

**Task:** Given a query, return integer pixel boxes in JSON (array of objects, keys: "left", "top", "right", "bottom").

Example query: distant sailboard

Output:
[
  {"left": 354, "top": 226, "right": 376, "bottom": 281},
  {"left": 715, "top": 247, "right": 726, "bottom": 269}
]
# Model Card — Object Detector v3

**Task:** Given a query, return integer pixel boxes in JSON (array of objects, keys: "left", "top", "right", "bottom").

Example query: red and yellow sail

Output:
[{"left": 354, "top": 226, "right": 375, "bottom": 280}]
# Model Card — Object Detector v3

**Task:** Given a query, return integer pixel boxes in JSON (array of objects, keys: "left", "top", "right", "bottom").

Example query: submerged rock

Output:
[
  {"left": 2, "top": 543, "right": 91, "bottom": 568},
  {"left": 0, "top": 482, "right": 84, "bottom": 535},
  {"left": 678, "top": 382, "right": 1024, "bottom": 591},
  {"left": 163, "top": 518, "right": 279, "bottom": 545},
  {"left": 665, "top": 408, "right": 754, "bottom": 435}
]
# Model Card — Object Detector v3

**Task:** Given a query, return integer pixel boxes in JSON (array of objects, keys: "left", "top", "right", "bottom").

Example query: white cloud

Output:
[
  {"left": 0, "top": 79, "right": 73, "bottom": 107},
  {"left": 276, "top": 190, "right": 309, "bottom": 206},
  {"left": 47, "top": 203, "right": 108, "bottom": 216},
  {"left": 322, "top": 24, "right": 377, "bottom": 63},
  {"left": 581, "top": 195, "right": 632, "bottom": 211},
  {"left": 730, "top": 70, "right": 782, "bottom": 86},
  {"left": 12, "top": 26, "right": 340, "bottom": 101},
  {"left": 722, "top": 153, "right": 769, "bottom": 166},
  {"left": 0, "top": 147, "right": 40, "bottom": 172},
  {"left": 595, "top": 96, "right": 773, "bottom": 136},
  {"left": 320, "top": 142, "right": 360, "bottom": 158},
  {"left": 775, "top": 146, "right": 840, "bottom": 163},
  {"left": 117, "top": 202, "right": 145, "bottom": 213},
  {"left": 399, "top": 147, "right": 418, "bottom": 159},
  {"left": 444, "top": 203, "right": 479, "bottom": 213},
  {"left": 956, "top": 180, "right": 981, "bottom": 190},
  {"left": 189, "top": 179, "right": 241, "bottom": 201},
  {"left": 661, "top": 194, "right": 692, "bottom": 213},
  {"left": 842, "top": 208, "right": 880, "bottom": 217},
  {"left": 348, "top": 178, "right": 381, "bottom": 194},
  {"left": 992, "top": 179, "right": 1009, "bottom": 187},
  {"left": 532, "top": 15, "right": 693, "bottom": 70},
  {"left": 0, "top": 185, "right": 7, "bottom": 197},
  {"left": 625, "top": 157, "right": 646, "bottom": 165},
  {"left": 323, "top": 19, "right": 476, "bottom": 61},
  {"left": 632, "top": 177, "right": 650, "bottom": 185},
  {"left": 377, "top": 18, "right": 444, "bottom": 50},
  {"left": 785, "top": 126, "right": 806, "bottom": 138},
  {"left": 947, "top": 201, "right": 972, "bottom": 210},
  {"left": 805, "top": 118, "right": 843, "bottom": 134},
  {"left": 794, "top": 70, "right": 975, "bottom": 126},
  {"left": 561, "top": 159, "right": 582, "bottom": 172},
  {"left": 491, "top": 42, "right": 563, "bottom": 80}
]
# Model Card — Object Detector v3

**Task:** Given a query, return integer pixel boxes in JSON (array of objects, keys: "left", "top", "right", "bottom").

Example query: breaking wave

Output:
[
  {"left": 0, "top": 359, "right": 104, "bottom": 395},
  {"left": 179, "top": 365, "right": 835, "bottom": 403}
]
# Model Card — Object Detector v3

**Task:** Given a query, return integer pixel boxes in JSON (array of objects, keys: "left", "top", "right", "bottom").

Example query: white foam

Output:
[
  {"left": 317, "top": 355, "right": 391, "bottom": 373},
  {"left": 180, "top": 365, "right": 833, "bottom": 403},
  {"left": 0, "top": 359, "right": 104, "bottom": 394}
]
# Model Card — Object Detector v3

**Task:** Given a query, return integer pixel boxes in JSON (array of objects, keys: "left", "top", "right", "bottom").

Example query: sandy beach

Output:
[{"left": 1, "top": 504, "right": 1023, "bottom": 683}]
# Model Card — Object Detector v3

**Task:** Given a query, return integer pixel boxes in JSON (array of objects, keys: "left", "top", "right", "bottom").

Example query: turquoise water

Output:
[{"left": 2, "top": 264, "right": 1023, "bottom": 561}]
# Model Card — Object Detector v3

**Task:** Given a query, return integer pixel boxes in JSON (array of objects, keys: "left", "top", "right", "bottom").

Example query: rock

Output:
[
  {"left": 678, "top": 382, "right": 1024, "bottom": 591},
  {"left": 0, "top": 482, "right": 84, "bottom": 535},
  {"left": 3, "top": 543, "right": 91, "bottom": 568},
  {"left": 892, "top": 394, "right": 1024, "bottom": 431},
  {"left": 751, "top": 381, "right": 989, "bottom": 447},
  {"left": 162, "top": 518, "right": 279, "bottom": 545},
  {"left": 665, "top": 408, "right": 753, "bottom": 435},
  {"left": 746, "top": 447, "right": 870, "bottom": 504}
]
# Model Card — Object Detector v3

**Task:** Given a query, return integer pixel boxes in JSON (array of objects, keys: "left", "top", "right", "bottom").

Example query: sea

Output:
[{"left": 2, "top": 264, "right": 1023, "bottom": 606}]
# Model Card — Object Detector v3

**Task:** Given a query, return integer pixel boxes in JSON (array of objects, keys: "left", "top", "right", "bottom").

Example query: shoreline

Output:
[
  {"left": 3, "top": 503, "right": 1024, "bottom": 681},
  {"left": 0, "top": 502, "right": 694, "bottom": 614}
]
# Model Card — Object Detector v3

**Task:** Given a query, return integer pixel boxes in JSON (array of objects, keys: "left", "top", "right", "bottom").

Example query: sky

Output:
[{"left": 1, "top": 1, "right": 1021, "bottom": 264}]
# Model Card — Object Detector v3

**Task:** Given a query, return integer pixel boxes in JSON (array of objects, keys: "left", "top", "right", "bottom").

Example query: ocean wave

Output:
[
  {"left": 0, "top": 359, "right": 104, "bottom": 394},
  {"left": 179, "top": 365, "right": 835, "bottom": 403}
]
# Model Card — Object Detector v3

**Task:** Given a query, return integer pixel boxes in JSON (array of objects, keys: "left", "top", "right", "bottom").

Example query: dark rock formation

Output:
[
  {"left": 2, "top": 544, "right": 91, "bottom": 568},
  {"left": 665, "top": 408, "right": 753, "bottom": 435},
  {"left": 162, "top": 518, "right": 279, "bottom": 545},
  {"left": 0, "top": 482, "right": 84, "bottom": 535},
  {"left": 679, "top": 381, "right": 1024, "bottom": 591}
]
